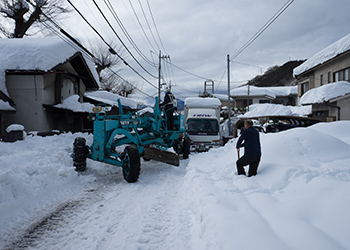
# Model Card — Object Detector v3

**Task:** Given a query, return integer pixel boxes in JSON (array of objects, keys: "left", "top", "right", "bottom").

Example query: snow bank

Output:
[
  {"left": 300, "top": 81, "right": 350, "bottom": 105},
  {"left": 54, "top": 95, "right": 94, "bottom": 113},
  {"left": 85, "top": 90, "right": 137, "bottom": 109},
  {"left": 184, "top": 97, "right": 221, "bottom": 108},
  {"left": 184, "top": 121, "right": 350, "bottom": 249},
  {"left": 0, "top": 38, "right": 99, "bottom": 96},
  {"left": 294, "top": 33, "right": 350, "bottom": 76},
  {"left": 0, "top": 133, "right": 97, "bottom": 242},
  {"left": 239, "top": 103, "right": 312, "bottom": 117}
]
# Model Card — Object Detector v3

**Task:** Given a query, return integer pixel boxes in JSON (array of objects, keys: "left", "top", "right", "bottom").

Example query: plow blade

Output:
[{"left": 143, "top": 147, "right": 180, "bottom": 166}]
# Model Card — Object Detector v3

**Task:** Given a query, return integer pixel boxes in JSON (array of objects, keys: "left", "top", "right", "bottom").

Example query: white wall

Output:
[{"left": 5, "top": 74, "right": 52, "bottom": 132}]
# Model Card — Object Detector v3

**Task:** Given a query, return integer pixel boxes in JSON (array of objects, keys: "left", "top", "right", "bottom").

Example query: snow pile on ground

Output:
[
  {"left": 184, "top": 121, "right": 350, "bottom": 249},
  {"left": 85, "top": 90, "right": 137, "bottom": 109},
  {"left": 239, "top": 103, "right": 312, "bottom": 117},
  {"left": 294, "top": 33, "right": 350, "bottom": 76},
  {"left": 54, "top": 95, "right": 95, "bottom": 113},
  {"left": 1, "top": 121, "right": 350, "bottom": 249},
  {"left": 5, "top": 124, "right": 25, "bottom": 133},
  {"left": 300, "top": 81, "right": 350, "bottom": 105},
  {"left": 0, "top": 133, "right": 97, "bottom": 241}
]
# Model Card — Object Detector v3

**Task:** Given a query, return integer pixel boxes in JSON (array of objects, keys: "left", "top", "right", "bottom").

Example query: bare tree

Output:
[
  {"left": 89, "top": 41, "right": 124, "bottom": 77},
  {"left": 0, "top": 0, "right": 70, "bottom": 38},
  {"left": 100, "top": 70, "right": 136, "bottom": 97},
  {"left": 89, "top": 41, "right": 137, "bottom": 96}
]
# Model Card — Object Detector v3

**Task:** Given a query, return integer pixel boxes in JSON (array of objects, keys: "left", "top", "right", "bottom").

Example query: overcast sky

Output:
[{"left": 60, "top": 0, "right": 350, "bottom": 104}]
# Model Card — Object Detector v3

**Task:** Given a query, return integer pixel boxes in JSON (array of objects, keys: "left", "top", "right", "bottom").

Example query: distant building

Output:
[
  {"left": 230, "top": 85, "right": 298, "bottom": 109},
  {"left": 294, "top": 33, "right": 350, "bottom": 121}
]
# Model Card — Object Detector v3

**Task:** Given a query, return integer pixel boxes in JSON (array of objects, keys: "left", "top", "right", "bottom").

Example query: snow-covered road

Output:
[
  {"left": 35, "top": 161, "right": 190, "bottom": 250},
  {"left": 3, "top": 153, "right": 190, "bottom": 250}
]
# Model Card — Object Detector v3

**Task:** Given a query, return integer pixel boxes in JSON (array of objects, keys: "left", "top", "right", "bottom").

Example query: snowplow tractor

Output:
[{"left": 73, "top": 98, "right": 189, "bottom": 183}]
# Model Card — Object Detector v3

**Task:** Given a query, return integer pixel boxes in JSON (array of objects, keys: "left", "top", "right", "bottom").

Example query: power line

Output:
[
  {"left": 103, "top": 0, "right": 156, "bottom": 67},
  {"left": 145, "top": 0, "right": 168, "bottom": 55},
  {"left": 105, "top": 67, "right": 155, "bottom": 99},
  {"left": 127, "top": 0, "right": 157, "bottom": 53},
  {"left": 90, "top": 0, "right": 158, "bottom": 79},
  {"left": 230, "top": 0, "right": 294, "bottom": 61},
  {"left": 165, "top": 60, "right": 222, "bottom": 82},
  {"left": 137, "top": 0, "right": 161, "bottom": 52},
  {"left": 66, "top": 0, "right": 157, "bottom": 89}
]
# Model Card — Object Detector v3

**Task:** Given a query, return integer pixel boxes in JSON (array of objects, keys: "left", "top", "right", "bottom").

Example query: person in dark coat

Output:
[
  {"left": 236, "top": 119, "right": 261, "bottom": 177},
  {"left": 161, "top": 88, "right": 176, "bottom": 130}
]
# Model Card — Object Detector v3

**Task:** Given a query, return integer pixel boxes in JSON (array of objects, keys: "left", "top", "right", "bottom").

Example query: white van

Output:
[{"left": 184, "top": 97, "right": 222, "bottom": 151}]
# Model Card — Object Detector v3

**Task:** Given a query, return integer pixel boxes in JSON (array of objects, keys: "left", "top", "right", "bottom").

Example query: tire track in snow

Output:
[{"left": 4, "top": 159, "right": 190, "bottom": 250}]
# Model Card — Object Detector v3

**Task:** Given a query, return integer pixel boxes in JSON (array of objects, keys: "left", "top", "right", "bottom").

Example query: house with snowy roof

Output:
[
  {"left": 230, "top": 85, "right": 298, "bottom": 108},
  {"left": 294, "top": 33, "right": 350, "bottom": 121},
  {"left": 0, "top": 37, "right": 100, "bottom": 137},
  {"left": 84, "top": 90, "right": 137, "bottom": 115}
]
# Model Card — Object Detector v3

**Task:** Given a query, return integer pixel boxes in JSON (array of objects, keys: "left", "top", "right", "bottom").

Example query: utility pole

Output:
[
  {"left": 158, "top": 50, "right": 170, "bottom": 107},
  {"left": 227, "top": 54, "right": 231, "bottom": 136}
]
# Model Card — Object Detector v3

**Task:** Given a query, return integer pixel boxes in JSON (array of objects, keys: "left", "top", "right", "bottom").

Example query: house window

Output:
[
  {"left": 243, "top": 99, "right": 252, "bottom": 107},
  {"left": 301, "top": 82, "right": 309, "bottom": 95},
  {"left": 328, "top": 71, "right": 331, "bottom": 83},
  {"left": 334, "top": 68, "right": 350, "bottom": 82},
  {"left": 334, "top": 72, "right": 339, "bottom": 82},
  {"left": 259, "top": 100, "right": 270, "bottom": 104},
  {"left": 345, "top": 68, "right": 349, "bottom": 81},
  {"left": 320, "top": 74, "right": 323, "bottom": 86}
]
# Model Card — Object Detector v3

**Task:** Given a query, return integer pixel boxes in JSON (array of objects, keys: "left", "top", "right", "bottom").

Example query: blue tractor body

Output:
[{"left": 73, "top": 97, "right": 190, "bottom": 182}]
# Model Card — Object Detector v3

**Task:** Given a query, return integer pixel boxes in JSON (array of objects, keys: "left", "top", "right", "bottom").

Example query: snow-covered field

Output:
[{"left": 1, "top": 121, "right": 350, "bottom": 250}]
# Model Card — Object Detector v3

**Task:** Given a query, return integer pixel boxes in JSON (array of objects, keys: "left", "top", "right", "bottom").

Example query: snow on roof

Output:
[
  {"left": 0, "top": 37, "right": 99, "bottom": 96},
  {"left": 0, "top": 100, "right": 15, "bottom": 111},
  {"left": 239, "top": 103, "right": 312, "bottom": 118},
  {"left": 212, "top": 93, "right": 234, "bottom": 102},
  {"left": 85, "top": 90, "right": 137, "bottom": 109},
  {"left": 267, "top": 86, "right": 298, "bottom": 96},
  {"left": 184, "top": 97, "right": 221, "bottom": 108},
  {"left": 54, "top": 95, "right": 94, "bottom": 113},
  {"left": 300, "top": 81, "right": 350, "bottom": 105},
  {"left": 294, "top": 33, "right": 350, "bottom": 76},
  {"left": 230, "top": 85, "right": 297, "bottom": 98}
]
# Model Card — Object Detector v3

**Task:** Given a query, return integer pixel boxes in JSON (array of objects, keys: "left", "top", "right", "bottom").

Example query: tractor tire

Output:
[
  {"left": 122, "top": 146, "right": 141, "bottom": 183},
  {"left": 183, "top": 137, "right": 191, "bottom": 159},
  {"left": 73, "top": 137, "right": 87, "bottom": 172}
]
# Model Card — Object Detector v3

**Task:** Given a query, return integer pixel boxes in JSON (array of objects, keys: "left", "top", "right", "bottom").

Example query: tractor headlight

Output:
[
  {"left": 92, "top": 106, "right": 112, "bottom": 113},
  {"left": 93, "top": 106, "right": 102, "bottom": 113}
]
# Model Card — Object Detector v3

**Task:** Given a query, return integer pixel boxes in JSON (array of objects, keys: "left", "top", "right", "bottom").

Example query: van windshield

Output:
[{"left": 187, "top": 119, "right": 219, "bottom": 135}]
